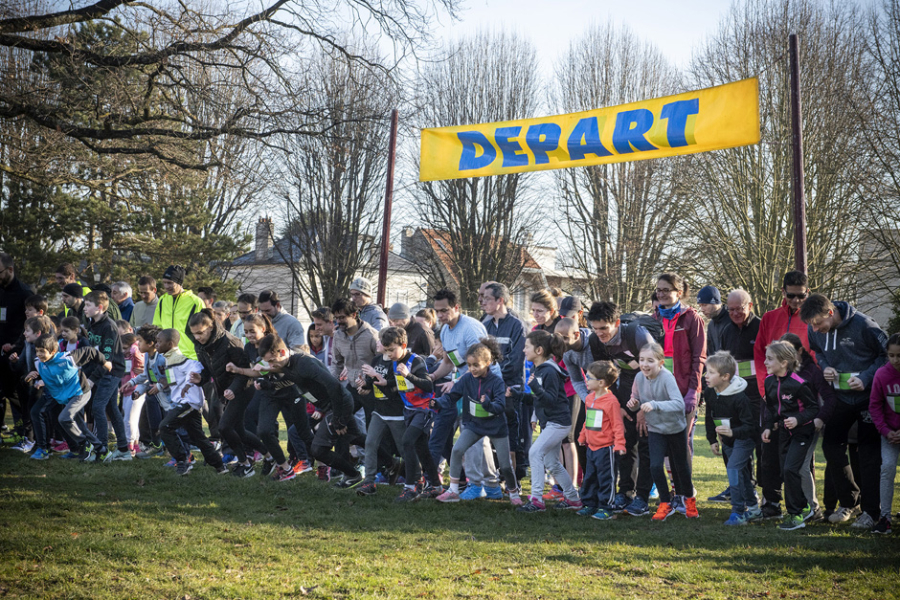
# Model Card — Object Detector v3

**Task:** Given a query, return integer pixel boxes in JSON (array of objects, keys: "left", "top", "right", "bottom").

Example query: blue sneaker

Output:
[
  {"left": 60, "top": 451, "right": 80, "bottom": 460},
  {"left": 30, "top": 448, "right": 50, "bottom": 460},
  {"left": 483, "top": 486, "right": 503, "bottom": 499},
  {"left": 591, "top": 509, "right": 613, "bottom": 521},
  {"left": 724, "top": 512, "right": 748, "bottom": 526},
  {"left": 611, "top": 493, "right": 629, "bottom": 513},
  {"left": 222, "top": 453, "right": 237, "bottom": 466},
  {"left": 374, "top": 472, "right": 389, "bottom": 485},
  {"left": 649, "top": 484, "right": 659, "bottom": 501},
  {"left": 576, "top": 505, "right": 598, "bottom": 517},
  {"left": 459, "top": 485, "right": 485, "bottom": 500},
  {"left": 623, "top": 496, "right": 650, "bottom": 516},
  {"left": 164, "top": 457, "right": 178, "bottom": 467}
]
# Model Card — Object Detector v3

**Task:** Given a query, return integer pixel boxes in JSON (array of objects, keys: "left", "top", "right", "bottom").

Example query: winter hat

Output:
[
  {"left": 349, "top": 277, "right": 373, "bottom": 298},
  {"left": 558, "top": 296, "right": 583, "bottom": 318},
  {"left": 388, "top": 302, "right": 410, "bottom": 321},
  {"left": 62, "top": 283, "right": 83, "bottom": 298},
  {"left": 92, "top": 282, "right": 112, "bottom": 295},
  {"left": 162, "top": 265, "right": 185, "bottom": 285},
  {"left": 697, "top": 285, "right": 721, "bottom": 305}
]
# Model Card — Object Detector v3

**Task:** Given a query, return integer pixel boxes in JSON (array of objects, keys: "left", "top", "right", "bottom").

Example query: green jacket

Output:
[{"left": 152, "top": 290, "right": 205, "bottom": 360}]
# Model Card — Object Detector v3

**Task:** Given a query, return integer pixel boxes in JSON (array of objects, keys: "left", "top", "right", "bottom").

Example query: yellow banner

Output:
[{"left": 419, "top": 77, "right": 759, "bottom": 181}]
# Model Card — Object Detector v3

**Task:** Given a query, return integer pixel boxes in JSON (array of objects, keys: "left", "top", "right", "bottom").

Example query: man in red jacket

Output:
[{"left": 751, "top": 270, "right": 811, "bottom": 519}]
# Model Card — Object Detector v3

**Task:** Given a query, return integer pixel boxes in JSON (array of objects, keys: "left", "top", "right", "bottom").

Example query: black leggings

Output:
[
  {"left": 649, "top": 428, "right": 693, "bottom": 503},
  {"left": 258, "top": 390, "right": 312, "bottom": 465},
  {"left": 218, "top": 387, "right": 267, "bottom": 463},
  {"left": 401, "top": 410, "right": 439, "bottom": 485}
]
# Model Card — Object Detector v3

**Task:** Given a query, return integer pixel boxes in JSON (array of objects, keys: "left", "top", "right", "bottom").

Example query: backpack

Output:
[{"left": 588, "top": 312, "right": 665, "bottom": 361}]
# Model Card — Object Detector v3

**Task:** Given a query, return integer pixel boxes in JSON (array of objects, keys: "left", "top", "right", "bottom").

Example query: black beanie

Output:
[
  {"left": 162, "top": 265, "right": 185, "bottom": 285},
  {"left": 62, "top": 283, "right": 83, "bottom": 298}
]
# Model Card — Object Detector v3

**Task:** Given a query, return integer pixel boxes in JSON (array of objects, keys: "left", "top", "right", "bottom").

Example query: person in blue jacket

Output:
[{"left": 435, "top": 338, "right": 521, "bottom": 506}]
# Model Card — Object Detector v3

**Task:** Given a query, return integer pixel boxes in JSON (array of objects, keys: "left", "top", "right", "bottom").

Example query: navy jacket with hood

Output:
[
  {"left": 806, "top": 301, "right": 887, "bottom": 406},
  {"left": 524, "top": 360, "right": 572, "bottom": 428},
  {"left": 438, "top": 369, "right": 507, "bottom": 437}
]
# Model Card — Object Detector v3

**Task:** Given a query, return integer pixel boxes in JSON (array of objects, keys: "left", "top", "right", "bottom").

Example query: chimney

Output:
[
  {"left": 255, "top": 217, "right": 274, "bottom": 262},
  {"left": 401, "top": 226, "right": 415, "bottom": 259}
]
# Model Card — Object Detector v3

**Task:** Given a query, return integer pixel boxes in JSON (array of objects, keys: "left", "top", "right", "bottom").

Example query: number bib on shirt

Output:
[
  {"left": 833, "top": 372, "right": 860, "bottom": 390},
  {"left": 737, "top": 360, "right": 756, "bottom": 377},
  {"left": 125, "top": 359, "right": 132, "bottom": 373},
  {"left": 887, "top": 395, "right": 898, "bottom": 413},
  {"left": 303, "top": 391, "right": 318, "bottom": 404},
  {"left": 396, "top": 375, "right": 411, "bottom": 392},
  {"left": 585, "top": 408, "right": 604, "bottom": 431},
  {"left": 663, "top": 357, "right": 674, "bottom": 372},
  {"left": 374, "top": 386, "right": 386, "bottom": 399},
  {"left": 714, "top": 418, "right": 731, "bottom": 429},
  {"left": 469, "top": 399, "right": 491, "bottom": 418},
  {"left": 447, "top": 350, "right": 464, "bottom": 368}
]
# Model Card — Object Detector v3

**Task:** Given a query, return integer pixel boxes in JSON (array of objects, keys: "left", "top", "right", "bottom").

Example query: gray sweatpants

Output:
[
  {"left": 801, "top": 429, "right": 820, "bottom": 511},
  {"left": 58, "top": 391, "right": 99, "bottom": 449},
  {"left": 450, "top": 427, "right": 518, "bottom": 492},
  {"left": 530, "top": 421, "right": 579, "bottom": 502},
  {"left": 463, "top": 437, "right": 499, "bottom": 487},
  {"left": 363, "top": 413, "right": 405, "bottom": 484},
  {"left": 881, "top": 436, "right": 899, "bottom": 519}
]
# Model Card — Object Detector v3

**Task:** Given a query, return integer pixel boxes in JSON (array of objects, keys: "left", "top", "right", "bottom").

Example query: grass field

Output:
[{"left": 1, "top": 419, "right": 898, "bottom": 600}]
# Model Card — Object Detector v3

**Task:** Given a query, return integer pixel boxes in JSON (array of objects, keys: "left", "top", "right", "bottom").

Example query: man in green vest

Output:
[{"left": 152, "top": 265, "right": 204, "bottom": 361}]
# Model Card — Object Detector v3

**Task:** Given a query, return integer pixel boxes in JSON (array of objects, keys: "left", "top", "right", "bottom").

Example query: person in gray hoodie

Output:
[
  {"left": 349, "top": 277, "right": 388, "bottom": 331},
  {"left": 801, "top": 294, "right": 887, "bottom": 528}
]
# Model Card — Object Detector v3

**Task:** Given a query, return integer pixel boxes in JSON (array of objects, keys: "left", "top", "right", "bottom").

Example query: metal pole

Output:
[
  {"left": 789, "top": 33, "right": 808, "bottom": 275},
  {"left": 377, "top": 109, "right": 399, "bottom": 307}
]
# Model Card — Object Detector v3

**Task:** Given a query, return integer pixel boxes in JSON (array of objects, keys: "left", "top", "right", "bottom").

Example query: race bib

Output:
[
  {"left": 737, "top": 361, "right": 756, "bottom": 377},
  {"left": 469, "top": 400, "right": 491, "bottom": 417},
  {"left": 714, "top": 418, "right": 731, "bottom": 429},
  {"left": 887, "top": 395, "right": 898, "bottom": 413},
  {"left": 303, "top": 391, "right": 318, "bottom": 404},
  {"left": 374, "top": 386, "right": 385, "bottom": 399},
  {"left": 833, "top": 372, "right": 860, "bottom": 390},
  {"left": 0, "top": 307, "right": 6, "bottom": 323},
  {"left": 125, "top": 359, "right": 133, "bottom": 373},
  {"left": 663, "top": 357, "right": 674, "bottom": 372},
  {"left": 615, "top": 358, "right": 636, "bottom": 371},
  {"left": 396, "top": 375, "right": 410, "bottom": 392},
  {"left": 585, "top": 408, "right": 604, "bottom": 431},
  {"left": 447, "top": 349, "right": 464, "bottom": 368}
]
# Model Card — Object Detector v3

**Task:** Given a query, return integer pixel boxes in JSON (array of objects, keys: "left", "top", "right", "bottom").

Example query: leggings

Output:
[
  {"left": 218, "top": 387, "right": 267, "bottom": 463},
  {"left": 529, "top": 421, "right": 578, "bottom": 501},
  {"left": 402, "top": 409, "right": 439, "bottom": 486},
  {"left": 450, "top": 427, "right": 518, "bottom": 493},
  {"left": 123, "top": 393, "right": 146, "bottom": 444},
  {"left": 649, "top": 428, "right": 693, "bottom": 503}
]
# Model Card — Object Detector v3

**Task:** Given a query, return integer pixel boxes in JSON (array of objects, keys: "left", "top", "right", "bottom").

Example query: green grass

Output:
[{"left": 1, "top": 419, "right": 898, "bottom": 600}]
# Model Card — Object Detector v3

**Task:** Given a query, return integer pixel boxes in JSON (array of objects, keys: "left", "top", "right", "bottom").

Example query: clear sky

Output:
[{"left": 432, "top": 0, "right": 729, "bottom": 72}]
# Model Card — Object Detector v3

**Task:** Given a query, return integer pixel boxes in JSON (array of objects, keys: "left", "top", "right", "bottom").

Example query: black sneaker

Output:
[
  {"left": 356, "top": 482, "right": 377, "bottom": 496},
  {"left": 215, "top": 465, "right": 230, "bottom": 475},
  {"left": 387, "top": 457, "right": 403, "bottom": 486},
  {"left": 260, "top": 457, "right": 276, "bottom": 477},
  {"left": 707, "top": 488, "right": 731, "bottom": 503},
  {"left": 872, "top": 517, "right": 892, "bottom": 535},
  {"left": 761, "top": 503, "right": 783, "bottom": 520},
  {"left": 176, "top": 460, "right": 194, "bottom": 476},
  {"left": 231, "top": 463, "right": 256, "bottom": 478},
  {"left": 395, "top": 487, "right": 419, "bottom": 503},
  {"left": 334, "top": 472, "right": 363, "bottom": 489}
]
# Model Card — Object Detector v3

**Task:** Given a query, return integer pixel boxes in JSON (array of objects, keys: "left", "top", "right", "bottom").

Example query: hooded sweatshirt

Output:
[
  {"left": 331, "top": 320, "right": 379, "bottom": 386},
  {"left": 588, "top": 322, "right": 656, "bottom": 407},
  {"left": 870, "top": 363, "right": 900, "bottom": 437},
  {"left": 717, "top": 314, "right": 762, "bottom": 400},
  {"left": 806, "top": 302, "right": 888, "bottom": 406},
  {"left": 754, "top": 300, "right": 812, "bottom": 396},
  {"left": 162, "top": 348, "right": 204, "bottom": 410},
  {"left": 35, "top": 347, "right": 107, "bottom": 403},
  {"left": 128, "top": 350, "right": 169, "bottom": 402},
  {"left": 275, "top": 352, "right": 355, "bottom": 428},
  {"left": 439, "top": 369, "right": 507, "bottom": 437},
  {"left": 85, "top": 311, "right": 125, "bottom": 382},
  {"left": 631, "top": 367, "right": 686, "bottom": 435},
  {"left": 524, "top": 360, "right": 572, "bottom": 428},
  {"left": 358, "top": 303, "right": 388, "bottom": 332},
  {"left": 705, "top": 306, "right": 730, "bottom": 356},
  {"left": 703, "top": 375, "right": 758, "bottom": 447}
]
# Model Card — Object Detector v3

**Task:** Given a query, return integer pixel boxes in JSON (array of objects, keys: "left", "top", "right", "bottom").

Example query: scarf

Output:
[{"left": 657, "top": 301, "right": 684, "bottom": 321}]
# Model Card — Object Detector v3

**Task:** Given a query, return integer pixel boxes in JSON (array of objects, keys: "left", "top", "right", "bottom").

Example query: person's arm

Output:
[
  {"left": 404, "top": 356, "right": 433, "bottom": 394},
  {"left": 869, "top": 373, "right": 891, "bottom": 437},
  {"left": 685, "top": 312, "right": 706, "bottom": 411},
  {"left": 753, "top": 316, "right": 770, "bottom": 397},
  {"left": 730, "top": 397, "right": 757, "bottom": 440},
  {"left": 132, "top": 348, "right": 145, "bottom": 375},
  {"left": 430, "top": 355, "right": 454, "bottom": 381},
  {"left": 808, "top": 329, "right": 829, "bottom": 371},
  {"left": 763, "top": 383, "right": 777, "bottom": 432},
  {"left": 226, "top": 345, "right": 251, "bottom": 396},
  {"left": 795, "top": 383, "right": 819, "bottom": 426},
  {"left": 856, "top": 324, "right": 889, "bottom": 388},
  {"left": 609, "top": 399, "right": 627, "bottom": 453},
  {"left": 528, "top": 366, "right": 562, "bottom": 407},
  {"left": 285, "top": 319, "right": 306, "bottom": 351},
  {"left": 649, "top": 376, "right": 687, "bottom": 413},
  {"left": 704, "top": 389, "right": 717, "bottom": 445},
  {"left": 70, "top": 346, "right": 109, "bottom": 384},
  {"left": 480, "top": 378, "right": 507, "bottom": 415},
  {"left": 565, "top": 350, "right": 589, "bottom": 401},
  {"left": 330, "top": 336, "right": 345, "bottom": 380},
  {"left": 502, "top": 321, "right": 527, "bottom": 388},
  {"left": 813, "top": 366, "right": 838, "bottom": 425}
]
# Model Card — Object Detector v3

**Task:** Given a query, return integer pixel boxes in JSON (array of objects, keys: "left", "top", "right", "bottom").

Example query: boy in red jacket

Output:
[{"left": 576, "top": 361, "right": 626, "bottom": 520}]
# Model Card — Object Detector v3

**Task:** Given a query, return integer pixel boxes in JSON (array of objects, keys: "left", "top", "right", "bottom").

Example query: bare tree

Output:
[
  {"left": 553, "top": 22, "right": 688, "bottom": 310},
  {"left": 682, "top": 0, "right": 871, "bottom": 313},
  {"left": 271, "top": 45, "right": 398, "bottom": 315},
  {"left": 412, "top": 30, "right": 544, "bottom": 310}
]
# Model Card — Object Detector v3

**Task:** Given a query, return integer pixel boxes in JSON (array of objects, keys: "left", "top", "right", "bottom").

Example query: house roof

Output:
[
  {"left": 232, "top": 236, "right": 416, "bottom": 274},
  {"left": 417, "top": 228, "right": 542, "bottom": 276}
]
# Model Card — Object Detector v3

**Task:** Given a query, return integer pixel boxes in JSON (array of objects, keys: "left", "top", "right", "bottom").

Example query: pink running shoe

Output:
[{"left": 436, "top": 490, "right": 461, "bottom": 503}]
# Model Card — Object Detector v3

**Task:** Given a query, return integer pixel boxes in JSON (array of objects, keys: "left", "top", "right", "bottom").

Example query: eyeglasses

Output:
[
  {"left": 655, "top": 288, "right": 677, "bottom": 294},
  {"left": 784, "top": 292, "right": 808, "bottom": 300},
  {"left": 238, "top": 310, "right": 253, "bottom": 317},
  {"left": 727, "top": 305, "right": 749, "bottom": 313}
]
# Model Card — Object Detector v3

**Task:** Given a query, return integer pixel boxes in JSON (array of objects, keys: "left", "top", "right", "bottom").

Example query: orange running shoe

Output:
[
  {"left": 684, "top": 496, "right": 700, "bottom": 519},
  {"left": 652, "top": 502, "right": 675, "bottom": 521}
]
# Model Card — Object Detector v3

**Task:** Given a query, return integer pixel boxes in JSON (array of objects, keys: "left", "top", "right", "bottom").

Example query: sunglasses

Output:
[{"left": 784, "top": 292, "right": 808, "bottom": 300}]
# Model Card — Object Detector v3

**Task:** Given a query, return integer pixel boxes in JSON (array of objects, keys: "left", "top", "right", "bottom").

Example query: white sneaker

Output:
[
  {"left": 110, "top": 448, "right": 133, "bottom": 461},
  {"left": 828, "top": 506, "right": 860, "bottom": 524},
  {"left": 850, "top": 512, "right": 875, "bottom": 529}
]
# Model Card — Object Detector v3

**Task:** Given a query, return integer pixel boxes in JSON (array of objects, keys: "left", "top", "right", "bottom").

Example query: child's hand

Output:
[
  {"left": 626, "top": 398, "right": 640, "bottom": 411},
  {"left": 505, "top": 388, "right": 512, "bottom": 397},
  {"left": 395, "top": 363, "right": 410, "bottom": 377},
  {"left": 640, "top": 403, "right": 654, "bottom": 413},
  {"left": 439, "top": 381, "right": 454, "bottom": 394},
  {"left": 24, "top": 371, "right": 39, "bottom": 382},
  {"left": 226, "top": 362, "right": 238, "bottom": 373},
  {"left": 147, "top": 385, "right": 159, "bottom": 396},
  {"left": 479, "top": 394, "right": 491, "bottom": 406},
  {"left": 8, "top": 352, "right": 18, "bottom": 363},
  {"left": 104, "top": 361, "right": 113, "bottom": 372},
  {"left": 783, "top": 417, "right": 798, "bottom": 430},
  {"left": 761, "top": 428, "right": 771, "bottom": 443},
  {"left": 814, "top": 417, "right": 824, "bottom": 430},
  {"left": 254, "top": 380, "right": 262, "bottom": 390},
  {"left": 189, "top": 372, "right": 202, "bottom": 384},
  {"left": 223, "top": 389, "right": 235, "bottom": 401},
  {"left": 361, "top": 364, "right": 376, "bottom": 378},
  {"left": 34, "top": 380, "right": 44, "bottom": 389},
  {"left": 710, "top": 442, "right": 720, "bottom": 456},
  {"left": 715, "top": 425, "right": 733, "bottom": 437},
  {"left": 311, "top": 410, "right": 322, "bottom": 420},
  {"left": 527, "top": 373, "right": 535, "bottom": 385},
  {"left": 615, "top": 449, "right": 626, "bottom": 456},
  {"left": 888, "top": 430, "right": 900, "bottom": 444},
  {"left": 339, "top": 366, "right": 348, "bottom": 381}
]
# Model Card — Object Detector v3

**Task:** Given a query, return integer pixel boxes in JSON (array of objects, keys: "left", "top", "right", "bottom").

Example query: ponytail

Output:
[{"left": 526, "top": 329, "right": 567, "bottom": 362}]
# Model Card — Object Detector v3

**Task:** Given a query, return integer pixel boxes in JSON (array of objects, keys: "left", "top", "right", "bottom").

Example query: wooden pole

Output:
[
  {"left": 789, "top": 33, "right": 808, "bottom": 275},
  {"left": 377, "top": 109, "right": 399, "bottom": 307}
]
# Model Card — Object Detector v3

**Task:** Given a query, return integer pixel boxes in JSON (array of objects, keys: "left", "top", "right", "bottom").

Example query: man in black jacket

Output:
[
  {"left": 83, "top": 291, "right": 131, "bottom": 462},
  {"left": 0, "top": 253, "right": 33, "bottom": 438}
]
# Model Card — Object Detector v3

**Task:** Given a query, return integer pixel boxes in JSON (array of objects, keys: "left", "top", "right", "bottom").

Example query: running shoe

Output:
[{"left": 652, "top": 502, "right": 676, "bottom": 522}]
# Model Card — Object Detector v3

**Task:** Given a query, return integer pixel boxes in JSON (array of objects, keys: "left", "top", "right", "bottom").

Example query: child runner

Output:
[
  {"left": 25, "top": 333, "right": 111, "bottom": 461},
  {"left": 58, "top": 317, "right": 90, "bottom": 352},
  {"left": 762, "top": 341, "right": 819, "bottom": 531},
  {"left": 119, "top": 331, "right": 145, "bottom": 455},
  {"left": 435, "top": 338, "right": 521, "bottom": 505},
  {"left": 127, "top": 324, "right": 169, "bottom": 458},
  {"left": 575, "top": 361, "right": 626, "bottom": 520},
  {"left": 869, "top": 333, "right": 900, "bottom": 535},
  {"left": 704, "top": 351, "right": 760, "bottom": 525},
  {"left": 156, "top": 328, "right": 228, "bottom": 476},
  {"left": 627, "top": 342, "right": 699, "bottom": 521},
  {"left": 518, "top": 330, "right": 582, "bottom": 512}
]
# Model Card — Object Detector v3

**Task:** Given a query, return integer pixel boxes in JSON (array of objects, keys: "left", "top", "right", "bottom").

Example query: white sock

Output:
[{"left": 449, "top": 482, "right": 459, "bottom": 494}]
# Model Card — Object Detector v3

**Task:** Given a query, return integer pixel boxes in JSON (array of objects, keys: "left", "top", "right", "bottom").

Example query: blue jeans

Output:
[
  {"left": 91, "top": 374, "right": 128, "bottom": 450},
  {"left": 429, "top": 395, "right": 458, "bottom": 466},
  {"left": 723, "top": 438, "right": 757, "bottom": 513}
]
